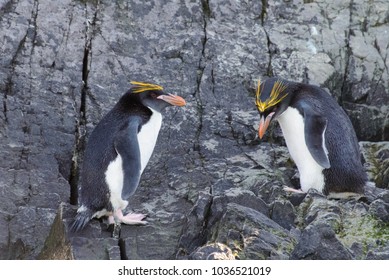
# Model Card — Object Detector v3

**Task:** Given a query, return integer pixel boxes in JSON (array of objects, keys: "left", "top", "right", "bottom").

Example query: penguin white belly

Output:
[
  {"left": 137, "top": 107, "right": 162, "bottom": 174},
  {"left": 277, "top": 107, "right": 325, "bottom": 193},
  {"left": 105, "top": 154, "right": 128, "bottom": 211}
]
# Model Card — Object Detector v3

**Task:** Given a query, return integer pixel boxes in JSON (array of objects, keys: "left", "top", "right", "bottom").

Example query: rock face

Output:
[{"left": 1, "top": 0, "right": 388, "bottom": 260}]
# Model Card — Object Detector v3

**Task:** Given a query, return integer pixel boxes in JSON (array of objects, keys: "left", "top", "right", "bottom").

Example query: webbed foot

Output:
[
  {"left": 109, "top": 209, "right": 148, "bottom": 225},
  {"left": 283, "top": 186, "right": 305, "bottom": 194}
]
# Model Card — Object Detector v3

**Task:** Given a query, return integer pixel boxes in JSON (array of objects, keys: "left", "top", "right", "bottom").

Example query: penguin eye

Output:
[{"left": 150, "top": 93, "right": 158, "bottom": 99}]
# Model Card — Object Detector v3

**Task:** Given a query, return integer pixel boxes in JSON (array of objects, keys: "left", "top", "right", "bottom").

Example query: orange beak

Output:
[
  {"left": 157, "top": 93, "right": 186, "bottom": 107},
  {"left": 258, "top": 112, "right": 275, "bottom": 139}
]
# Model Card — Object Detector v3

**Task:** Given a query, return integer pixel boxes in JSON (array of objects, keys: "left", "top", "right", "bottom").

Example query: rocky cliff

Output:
[{"left": 1, "top": 0, "right": 388, "bottom": 260}]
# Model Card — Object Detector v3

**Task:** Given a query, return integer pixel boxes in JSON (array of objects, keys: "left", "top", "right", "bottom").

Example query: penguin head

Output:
[
  {"left": 255, "top": 77, "right": 292, "bottom": 139},
  {"left": 130, "top": 81, "right": 186, "bottom": 111}
]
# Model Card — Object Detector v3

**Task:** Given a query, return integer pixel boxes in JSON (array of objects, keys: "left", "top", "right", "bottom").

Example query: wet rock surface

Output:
[{"left": 1, "top": 0, "right": 388, "bottom": 260}]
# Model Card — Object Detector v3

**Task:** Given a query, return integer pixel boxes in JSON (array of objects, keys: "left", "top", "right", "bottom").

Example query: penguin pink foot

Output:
[
  {"left": 109, "top": 209, "right": 148, "bottom": 225},
  {"left": 117, "top": 210, "right": 148, "bottom": 225},
  {"left": 283, "top": 186, "right": 305, "bottom": 194},
  {"left": 107, "top": 210, "right": 147, "bottom": 238}
]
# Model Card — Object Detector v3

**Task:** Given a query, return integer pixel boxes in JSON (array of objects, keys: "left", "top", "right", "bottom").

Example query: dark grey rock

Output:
[
  {"left": 71, "top": 238, "right": 121, "bottom": 260},
  {"left": 378, "top": 190, "right": 389, "bottom": 204},
  {"left": 293, "top": 189, "right": 389, "bottom": 260},
  {"left": 291, "top": 222, "right": 353, "bottom": 260},
  {"left": 271, "top": 200, "right": 296, "bottom": 230},
  {"left": 369, "top": 200, "right": 389, "bottom": 223},
  {"left": 364, "top": 183, "right": 388, "bottom": 203},
  {"left": 178, "top": 186, "right": 271, "bottom": 259},
  {"left": 209, "top": 203, "right": 296, "bottom": 260},
  {"left": 366, "top": 248, "right": 389, "bottom": 260},
  {"left": 177, "top": 190, "right": 212, "bottom": 257},
  {"left": 208, "top": 188, "right": 269, "bottom": 229},
  {"left": 39, "top": 203, "right": 119, "bottom": 260},
  {"left": 120, "top": 217, "right": 184, "bottom": 260},
  {"left": 286, "top": 192, "right": 307, "bottom": 207},
  {"left": 190, "top": 243, "right": 235, "bottom": 260},
  {"left": 6, "top": 207, "right": 57, "bottom": 260}
]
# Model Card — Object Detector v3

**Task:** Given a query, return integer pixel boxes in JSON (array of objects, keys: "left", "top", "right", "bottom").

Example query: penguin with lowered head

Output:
[{"left": 255, "top": 77, "right": 367, "bottom": 198}]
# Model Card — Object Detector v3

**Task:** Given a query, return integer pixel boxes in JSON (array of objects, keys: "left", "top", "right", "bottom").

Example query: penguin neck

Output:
[{"left": 277, "top": 107, "right": 325, "bottom": 193}]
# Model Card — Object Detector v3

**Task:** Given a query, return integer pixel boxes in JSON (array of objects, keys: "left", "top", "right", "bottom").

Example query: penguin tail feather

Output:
[{"left": 69, "top": 209, "right": 94, "bottom": 232}]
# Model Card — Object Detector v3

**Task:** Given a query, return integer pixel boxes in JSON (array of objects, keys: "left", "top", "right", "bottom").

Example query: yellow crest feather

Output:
[
  {"left": 255, "top": 79, "right": 288, "bottom": 112},
  {"left": 130, "top": 81, "right": 163, "bottom": 93}
]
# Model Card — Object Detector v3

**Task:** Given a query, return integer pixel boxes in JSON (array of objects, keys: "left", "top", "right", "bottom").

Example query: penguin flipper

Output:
[
  {"left": 114, "top": 117, "right": 142, "bottom": 200},
  {"left": 301, "top": 105, "right": 331, "bottom": 169}
]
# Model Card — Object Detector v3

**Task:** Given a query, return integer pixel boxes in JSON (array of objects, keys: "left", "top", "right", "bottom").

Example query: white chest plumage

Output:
[
  {"left": 137, "top": 107, "right": 162, "bottom": 174},
  {"left": 104, "top": 154, "right": 126, "bottom": 212},
  {"left": 277, "top": 107, "right": 325, "bottom": 193}
]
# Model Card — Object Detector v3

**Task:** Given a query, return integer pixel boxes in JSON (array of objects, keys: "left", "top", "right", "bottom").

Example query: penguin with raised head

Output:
[
  {"left": 71, "top": 81, "right": 186, "bottom": 231},
  {"left": 255, "top": 77, "right": 367, "bottom": 197}
]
